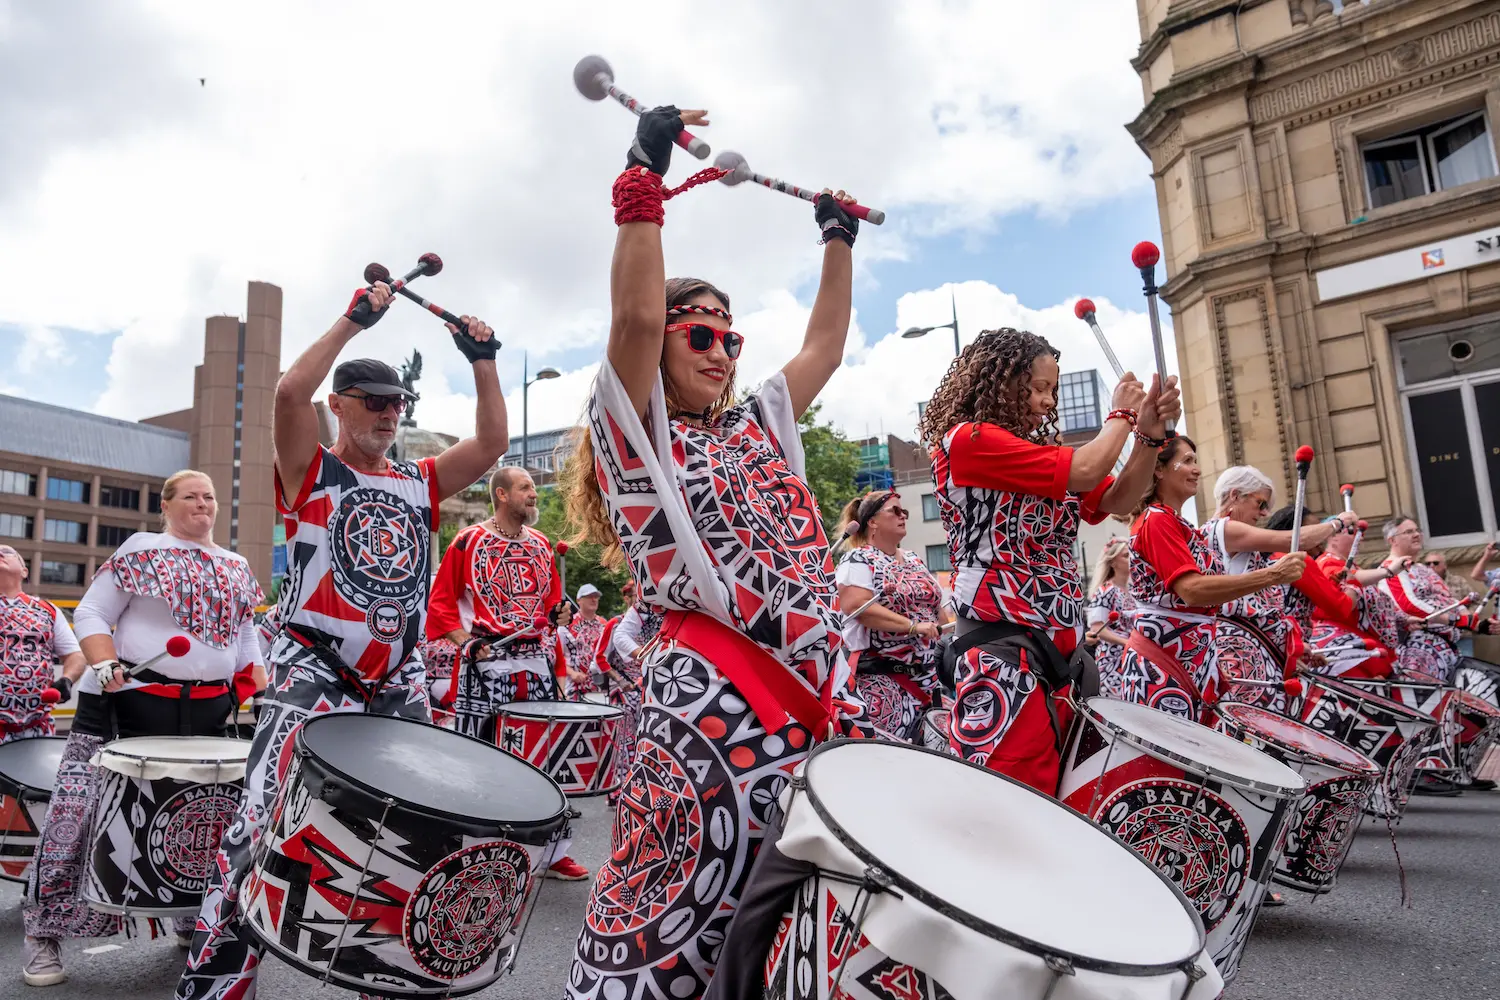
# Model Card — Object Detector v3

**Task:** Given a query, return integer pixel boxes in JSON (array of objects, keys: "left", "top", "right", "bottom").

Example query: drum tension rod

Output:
[
  {"left": 1177, "top": 960, "right": 1208, "bottom": 999},
  {"left": 1039, "top": 954, "right": 1077, "bottom": 1000}
]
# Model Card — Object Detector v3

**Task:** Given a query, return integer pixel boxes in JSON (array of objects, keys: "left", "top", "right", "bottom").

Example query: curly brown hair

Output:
[
  {"left": 916, "top": 328, "right": 1061, "bottom": 449},
  {"left": 559, "top": 277, "right": 735, "bottom": 569}
]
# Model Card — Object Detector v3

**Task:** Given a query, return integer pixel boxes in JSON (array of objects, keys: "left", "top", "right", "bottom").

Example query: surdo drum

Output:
[
  {"left": 1453, "top": 690, "right": 1500, "bottom": 782},
  {"left": 1213, "top": 702, "right": 1379, "bottom": 895},
  {"left": 0, "top": 736, "right": 65, "bottom": 883},
  {"left": 496, "top": 700, "right": 623, "bottom": 798},
  {"left": 85, "top": 736, "right": 250, "bottom": 916},
  {"left": 240, "top": 714, "right": 568, "bottom": 997},
  {"left": 767, "top": 740, "right": 1221, "bottom": 1000},
  {"left": 1293, "top": 674, "right": 1437, "bottom": 820},
  {"left": 1345, "top": 675, "right": 1459, "bottom": 776},
  {"left": 1057, "top": 698, "right": 1305, "bottom": 985}
]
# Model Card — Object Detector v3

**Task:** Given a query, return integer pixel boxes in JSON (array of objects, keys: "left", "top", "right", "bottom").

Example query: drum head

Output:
[
  {"left": 0, "top": 736, "right": 66, "bottom": 797},
  {"left": 95, "top": 737, "right": 253, "bottom": 782},
  {"left": 499, "top": 700, "right": 623, "bottom": 722},
  {"left": 802, "top": 740, "right": 1204, "bottom": 970},
  {"left": 1455, "top": 690, "right": 1500, "bottom": 718},
  {"left": 1311, "top": 675, "right": 1437, "bottom": 725},
  {"left": 1084, "top": 698, "right": 1305, "bottom": 795},
  {"left": 299, "top": 714, "right": 566, "bottom": 829},
  {"left": 1216, "top": 702, "right": 1379, "bottom": 776}
]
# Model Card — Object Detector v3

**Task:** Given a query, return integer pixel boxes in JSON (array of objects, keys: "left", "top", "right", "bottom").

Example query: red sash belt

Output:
[
  {"left": 1126, "top": 631, "right": 1203, "bottom": 705},
  {"left": 659, "top": 610, "right": 831, "bottom": 735},
  {"left": 134, "top": 683, "right": 231, "bottom": 700}
]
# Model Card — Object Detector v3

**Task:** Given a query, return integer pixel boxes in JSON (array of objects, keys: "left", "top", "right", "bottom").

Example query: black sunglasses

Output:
[{"left": 337, "top": 391, "right": 407, "bottom": 413}]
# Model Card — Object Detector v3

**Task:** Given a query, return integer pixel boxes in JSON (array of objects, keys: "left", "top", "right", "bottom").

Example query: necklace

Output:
[{"left": 490, "top": 516, "right": 525, "bottom": 540}]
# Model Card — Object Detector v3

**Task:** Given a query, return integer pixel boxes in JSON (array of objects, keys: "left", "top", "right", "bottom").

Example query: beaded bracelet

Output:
[
  {"left": 1133, "top": 428, "right": 1167, "bottom": 448},
  {"left": 1106, "top": 408, "right": 1139, "bottom": 427}
]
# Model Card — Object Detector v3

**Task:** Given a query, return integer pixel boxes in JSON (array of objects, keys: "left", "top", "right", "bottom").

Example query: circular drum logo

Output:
[
  {"left": 331, "top": 487, "right": 428, "bottom": 613},
  {"left": 148, "top": 783, "right": 241, "bottom": 892},
  {"left": 366, "top": 598, "right": 407, "bottom": 643},
  {"left": 1096, "top": 778, "right": 1250, "bottom": 930},
  {"left": 404, "top": 840, "right": 533, "bottom": 981}
]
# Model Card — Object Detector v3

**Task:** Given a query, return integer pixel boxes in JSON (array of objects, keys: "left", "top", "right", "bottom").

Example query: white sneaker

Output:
[{"left": 22, "top": 937, "right": 66, "bottom": 987}]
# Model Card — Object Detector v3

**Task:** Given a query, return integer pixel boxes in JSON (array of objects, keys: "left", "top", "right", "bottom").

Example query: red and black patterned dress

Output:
[
  {"left": 930, "top": 420, "right": 1113, "bottom": 794},
  {"left": 562, "top": 614, "right": 609, "bottom": 697},
  {"left": 835, "top": 545, "right": 942, "bottom": 739},
  {"left": 1200, "top": 517, "right": 1288, "bottom": 712},
  {"left": 426, "top": 522, "right": 567, "bottom": 735},
  {"left": 1084, "top": 583, "right": 1133, "bottom": 700},
  {"left": 1119, "top": 503, "right": 1224, "bottom": 720},
  {"left": 1306, "top": 553, "right": 1396, "bottom": 679},
  {"left": 568, "top": 362, "right": 858, "bottom": 1000},
  {"left": 1380, "top": 564, "right": 1462, "bottom": 680},
  {"left": 0, "top": 593, "right": 78, "bottom": 743}
]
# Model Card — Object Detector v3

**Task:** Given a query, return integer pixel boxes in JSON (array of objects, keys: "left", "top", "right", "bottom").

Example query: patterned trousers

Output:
[
  {"left": 452, "top": 649, "right": 557, "bottom": 740},
  {"left": 853, "top": 670, "right": 931, "bottom": 741},
  {"left": 1, "top": 717, "right": 54, "bottom": 746},
  {"left": 947, "top": 645, "right": 1075, "bottom": 796},
  {"left": 174, "top": 636, "right": 429, "bottom": 1000}
]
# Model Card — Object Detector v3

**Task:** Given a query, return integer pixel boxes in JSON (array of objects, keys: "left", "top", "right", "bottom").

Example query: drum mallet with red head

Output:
[
  {"left": 715, "top": 150, "right": 886, "bottom": 225},
  {"left": 1340, "top": 483, "right": 1355, "bottom": 513},
  {"left": 574, "top": 55, "right": 709, "bottom": 160},
  {"left": 1289, "top": 446, "right": 1315, "bottom": 554},
  {"left": 125, "top": 635, "right": 193, "bottom": 678},
  {"left": 555, "top": 540, "right": 570, "bottom": 599},
  {"left": 1072, "top": 299, "right": 1125, "bottom": 380},
  {"left": 1131, "top": 240, "right": 1175, "bottom": 437}
]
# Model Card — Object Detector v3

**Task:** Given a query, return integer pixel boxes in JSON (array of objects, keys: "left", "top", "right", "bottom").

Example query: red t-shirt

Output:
[
  {"left": 426, "top": 523, "right": 563, "bottom": 641},
  {"left": 931, "top": 421, "right": 1112, "bottom": 650}
]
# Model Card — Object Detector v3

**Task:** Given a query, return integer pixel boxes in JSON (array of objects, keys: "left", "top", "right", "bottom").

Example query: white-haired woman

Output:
[
  {"left": 1200, "top": 466, "right": 1355, "bottom": 711},
  {"left": 1085, "top": 538, "right": 1133, "bottom": 699}
]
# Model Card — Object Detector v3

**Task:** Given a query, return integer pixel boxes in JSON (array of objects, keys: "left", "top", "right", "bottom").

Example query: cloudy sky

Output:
[{"left": 0, "top": 0, "right": 1176, "bottom": 446}]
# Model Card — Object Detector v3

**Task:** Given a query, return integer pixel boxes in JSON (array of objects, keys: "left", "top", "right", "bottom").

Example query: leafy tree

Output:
[
  {"left": 797, "top": 403, "right": 861, "bottom": 539},
  {"left": 534, "top": 487, "right": 634, "bottom": 618}
]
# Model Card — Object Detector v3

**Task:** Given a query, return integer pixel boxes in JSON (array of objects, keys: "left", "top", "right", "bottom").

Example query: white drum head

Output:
[
  {"left": 1085, "top": 698, "right": 1305, "bottom": 795},
  {"left": 1217, "top": 701, "right": 1379, "bottom": 776},
  {"left": 801, "top": 740, "right": 1202, "bottom": 968},
  {"left": 94, "top": 736, "right": 253, "bottom": 782}
]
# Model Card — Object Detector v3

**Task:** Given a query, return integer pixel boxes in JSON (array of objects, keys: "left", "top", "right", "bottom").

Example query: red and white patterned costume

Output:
[
  {"left": 561, "top": 614, "right": 608, "bottom": 697},
  {"left": 930, "top": 420, "right": 1113, "bottom": 793},
  {"left": 567, "top": 362, "right": 859, "bottom": 1000},
  {"left": 1200, "top": 517, "right": 1289, "bottom": 712},
  {"left": 426, "top": 522, "right": 567, "bottom": 736},
  {"left": 1306, "top": 553, "right": 1396, "bottom": 679},
  {"left": 1380, "top": 563, "right": 1463, "bottom": 680},
  {"left": 835, "top": 545, "right": 942, "bottom": 739},
  {"left": 1119, "top": 503, "right": 1224, "bottom": 720},
  {"left": 1084, "top": 583, "right": 1134, "bottom": 700},
  {"left": 0, "top": 593, "right": 79, "bottom": 742}
]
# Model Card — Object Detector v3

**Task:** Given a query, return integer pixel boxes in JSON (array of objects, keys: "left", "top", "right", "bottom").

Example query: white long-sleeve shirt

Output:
[{"left": 73, "top": 532, "right": 263, "bottom": 695}]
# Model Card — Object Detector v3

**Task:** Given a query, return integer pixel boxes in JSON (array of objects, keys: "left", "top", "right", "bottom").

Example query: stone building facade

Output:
[{"left": 1129, "top": 0, "right": 1500, "bottom": 565}]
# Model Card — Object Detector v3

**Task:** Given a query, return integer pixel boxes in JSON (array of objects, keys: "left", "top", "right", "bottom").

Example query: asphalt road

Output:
[{"left": 0, "top": 790, "right": 1492, "bottom": 999}]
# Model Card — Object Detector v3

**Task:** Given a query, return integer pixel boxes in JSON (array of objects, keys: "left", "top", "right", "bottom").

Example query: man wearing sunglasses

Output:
[{"left": 178, "top": 279, "right": 507, "bottom": 1000}]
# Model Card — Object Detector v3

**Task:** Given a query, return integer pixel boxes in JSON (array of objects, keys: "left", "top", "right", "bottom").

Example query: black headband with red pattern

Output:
[{"left": 842, "top": 489, "right": 900, "bottom": 539}]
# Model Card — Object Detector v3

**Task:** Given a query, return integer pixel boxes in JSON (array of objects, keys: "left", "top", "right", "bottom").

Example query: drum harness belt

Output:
[
  {"left": 112, "top": 659, "right": 232, "bottom": 738},
  {"left": 949, "top": 618, "right": 1098, "bottom": 756},
  {"left": 282, "top": 625, "right": 406, "bottom": 706}
]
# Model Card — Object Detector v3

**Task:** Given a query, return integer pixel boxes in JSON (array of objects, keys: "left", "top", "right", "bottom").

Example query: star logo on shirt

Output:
[{"left": 345, "top": 502, "right": 419, "bottom": 583}]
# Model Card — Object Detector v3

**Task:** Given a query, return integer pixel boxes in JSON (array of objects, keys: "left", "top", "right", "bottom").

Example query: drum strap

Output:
[
  {"left": 282, "top": 625, "right": 397, "bottom": 706},
  {"left": 950, "top": 619, "right": 1092, "bottom": 755},
  {"left": 848, "top": 652, "right": 930, "bottom": 705},
  {"left": 1124, "top": 631, "right": 1203, "bottom": 706},
  {"left": 1219, "top": 613, "right": 1290, "bottom": 671}
]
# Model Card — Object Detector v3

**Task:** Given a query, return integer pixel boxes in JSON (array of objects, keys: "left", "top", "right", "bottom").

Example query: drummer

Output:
[
  {"left": 1085, "top": 538, "right": 1133, "bottom": 699},
  {"left": 1306, "top": 513, "right": 1406, "bottom": 679},
  {"left": 1379, "top": 514, "right": 1499, "bottom": 680},
  {"left": 598, "top": 581, "right": 655, "bottom": 805},
  {"left": 1118, "top": 438, "right": 1306, "bottom": 720},
  {"left": 834, "top": 489, "right": 950, "bottom": 740},
  {"left": 176, "top": 284, "right": 507, "bottom": 1000},
  {"left": 1200, "top": 467, "right": 1356, "bottom": 711},
  {"left": 22, "top": 470, "right": 263, "bottom": 988},
  {"left": 0, "top": 544, "right": 86, "bottom": 744},
  {"left": 560, "top": 583, "right": 608, "bottom": 698},
  {"left": 915, "top": 327, "right": 1178, "bottom": 792},
  {"left": 558, "top": 104, "right": 865, "bottom": 1000}
]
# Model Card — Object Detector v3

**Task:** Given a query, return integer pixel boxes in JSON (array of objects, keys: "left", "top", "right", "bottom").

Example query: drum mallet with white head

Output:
[
  {"left": 1344, "top": 519, "right": 1369, "bottom": 580},
  {"left": 1289, "top": 446, "right": 1314, "bottom": 554},
  {"left": 574, "top": 55, "right": 710, "bottom": 160},
  {"left": 1131, "top": 240, "right": 1175, "bottom": 437},
  {"left": 714, "top": 150, "right": 886, "bottom": 225},
  {"left": 1072, "top": 299, "right": 1126, "bottom": 380}
]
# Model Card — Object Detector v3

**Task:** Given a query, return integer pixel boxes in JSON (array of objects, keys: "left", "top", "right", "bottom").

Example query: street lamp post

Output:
[
  {"left": 520, "top": 352, "right": 561, "bottom": 472},
  {"left": 900, "top": 288, "right": 961, "bottom": 356}
]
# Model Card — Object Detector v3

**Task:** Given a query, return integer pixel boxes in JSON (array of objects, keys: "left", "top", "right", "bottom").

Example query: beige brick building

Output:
[{"left": 1130, "top": 0, "right": 1500, "bottom": 563}]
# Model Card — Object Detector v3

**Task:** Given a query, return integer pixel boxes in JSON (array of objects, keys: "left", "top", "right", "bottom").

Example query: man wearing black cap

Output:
[{"left": 178, "top": 279, "right": 509, "bottom": 1000}]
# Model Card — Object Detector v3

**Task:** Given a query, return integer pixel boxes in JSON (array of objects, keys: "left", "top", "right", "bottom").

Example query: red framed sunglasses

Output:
[{"left": 665, "top": 322, "right": 745, "bottom": 360}]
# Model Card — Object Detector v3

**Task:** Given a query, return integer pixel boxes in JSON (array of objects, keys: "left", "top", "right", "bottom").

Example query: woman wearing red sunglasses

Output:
[
  {"left": 560, "top": 105, "right": 862, "bottom": 1000},
  {"left": 834, "top": 490, "right": 951, "bottom": 740}
]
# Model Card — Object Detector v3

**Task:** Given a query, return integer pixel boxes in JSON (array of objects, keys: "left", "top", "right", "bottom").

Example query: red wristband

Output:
[
  {"left": 1106, "top": 408, "right": 1138, "bottom": 427},
  {"left": 614, "top": 167, "right": 666, "bottom": 227}
]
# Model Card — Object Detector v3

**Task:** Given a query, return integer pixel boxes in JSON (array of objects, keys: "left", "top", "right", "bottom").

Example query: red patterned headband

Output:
[{"left": 667, "top": 304, "right": 733, "bottom": 324}]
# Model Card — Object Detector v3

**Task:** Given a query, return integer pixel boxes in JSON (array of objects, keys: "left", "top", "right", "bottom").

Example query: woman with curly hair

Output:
[
  {"left": 917, "top": 327, "right": 1178, "bottom": 794},
  {"left": 558, "top": 105, "right": 865, "bottom": 1000},
  {"left": 1117, "top": 440, "right": 1306, "bottom": 721},
  {"left": 834, "top": 489, "right": 952, "bottom": 739}
]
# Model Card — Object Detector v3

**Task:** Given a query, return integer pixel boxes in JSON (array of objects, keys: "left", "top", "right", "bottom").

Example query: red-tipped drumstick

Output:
[
  {"left": 1072, "top": 299, "right": 1125, "bottom": 380},
  {"left": 1290, "top": 445, "right": 1315, "bottom": 555},
  {"left": 1340, "top": 483, "right": 1355, "bottom": 513},
  {"left": 1131, "top": 241, "right": 1175, "bottom": 437},
  {"left": 126, "top": 635, "right": 192, "bottom": 677},
  {"left": 40, "top": 687, "right": 63, "bottom": 704},
  {"left": 714, "top": 151, "right": 885, "bottom": 225},
  {"left": 350, "top": 254, "right": 442, "bottom": 326},
  {"left": 573, "top": 55, "right": 710, "bottom": 160},
  {"left": 554, "top": 541, "right": 569, "bottom": 597}
]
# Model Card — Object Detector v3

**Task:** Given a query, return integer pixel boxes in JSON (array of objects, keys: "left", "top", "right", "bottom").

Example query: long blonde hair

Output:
[
  {"left": 560, "top": 278, "right": 735, "bottom": 569},
  {"left": 1089, "top": 536, "right": 1129, "bottom": 595},
  {"left": 159, "top": 469, "right": 213, "bottom": 529}
]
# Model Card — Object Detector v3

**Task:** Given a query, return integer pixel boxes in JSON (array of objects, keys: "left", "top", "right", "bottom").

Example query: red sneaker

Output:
[{"left": 547, "top": 856, "right": 591, "bottom": 881}]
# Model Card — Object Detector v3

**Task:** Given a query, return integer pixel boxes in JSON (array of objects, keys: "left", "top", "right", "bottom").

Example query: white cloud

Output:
[{"left": 0, "top": 0, "right": 1154, "bottom": 435}]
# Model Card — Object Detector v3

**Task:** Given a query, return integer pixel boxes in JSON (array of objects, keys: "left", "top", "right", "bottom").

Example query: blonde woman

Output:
[{"left": 1085, "top": 538, "right": 1133, "bottom": 699}]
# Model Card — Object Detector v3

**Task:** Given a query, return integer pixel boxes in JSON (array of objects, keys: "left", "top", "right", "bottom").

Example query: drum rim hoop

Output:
[
  {"left": 1306, "top": 675, "right": 1440, "bottom": 726},
  {"left": 294, "top": 713, "right": 569, "bottom": 834},
  {"left": 1080, "top": 699, "right": 1305, "bottom": 797},
  {"left": 497, "top": 698, "right": 624, "bottom": 722},
  {"left": 800, "top": 738, "right": 1209, "bottom": 977},
  {"left": 1214, "top": 701, "right": 1381, "bottom": 777},
  {"left": 94, "top": 736, "right": 253, "bottom": 770}
]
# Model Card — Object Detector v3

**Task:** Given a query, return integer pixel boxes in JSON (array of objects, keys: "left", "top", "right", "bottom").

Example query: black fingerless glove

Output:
[
  {"left": 626, "top": 105, "right": 683, "bottom": 177},
  {"left": 344, "top": 287, "right": 386, "bottom": 329},
  {"left": 814, "top": 192, "right": 858, "bottom": 248},
  {"left": 452, "top": 325, "right": 500, "bottom": 363},
  {"left": 52, "top": 676, "right": 72, "bottom": 702}
]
